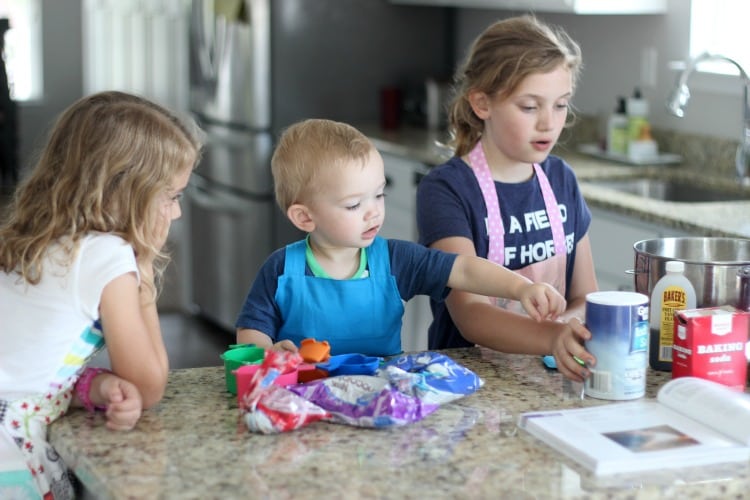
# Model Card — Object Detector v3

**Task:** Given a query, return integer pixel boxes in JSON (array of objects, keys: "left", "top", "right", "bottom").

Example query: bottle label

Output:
[{"left": 658, "top": 285, "right": 689, "bottom": 362}]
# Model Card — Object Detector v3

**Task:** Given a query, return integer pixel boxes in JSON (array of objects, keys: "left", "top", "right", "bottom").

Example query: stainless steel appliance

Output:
[
  {"left": 188, "top": 0, "right": 277, "bottom": 330},
  {"left": 633, "top": 237, "right": 750, "bottom": 308}
]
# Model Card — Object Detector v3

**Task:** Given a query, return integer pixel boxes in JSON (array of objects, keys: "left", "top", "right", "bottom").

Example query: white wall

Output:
[{"left": 454, "top": 0, "right": 743, "bottom": 141}]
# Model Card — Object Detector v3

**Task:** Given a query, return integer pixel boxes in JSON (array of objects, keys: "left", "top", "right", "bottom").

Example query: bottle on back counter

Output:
[
  {"left": 606, "top": 96, "right": 628, "bottom": 155},
  {"left": 625, "top": 88, "right": 658, "bottom": 160},
  {"left": 649, "top": 260, "right": 696, "bottom": 371}
]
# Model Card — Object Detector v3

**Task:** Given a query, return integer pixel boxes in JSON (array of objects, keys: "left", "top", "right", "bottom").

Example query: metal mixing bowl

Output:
[{"left": 633, "top": 237, "right": 750, "bottom": 308}]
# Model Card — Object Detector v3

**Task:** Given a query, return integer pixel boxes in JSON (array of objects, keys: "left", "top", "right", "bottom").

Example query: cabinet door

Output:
[
  {"left": 588, "top": 206, "right": 694, "bottom": 292},
  {"left": 381, "top": 152, "right": 421, "bottom": 241},
  {"left": 379, "top": 151, "right": 432, "bottom": 352}
]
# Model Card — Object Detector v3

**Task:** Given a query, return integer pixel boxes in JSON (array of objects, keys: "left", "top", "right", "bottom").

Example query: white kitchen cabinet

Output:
[
  {"left": 379, "top": 151, "right": 433, "bottom": 352},
  {"left": 588, "top": 206, "right": 694, "bottom": 292},
  {"left": 390, "top": 0, "right": 667, "bottom": 14}
]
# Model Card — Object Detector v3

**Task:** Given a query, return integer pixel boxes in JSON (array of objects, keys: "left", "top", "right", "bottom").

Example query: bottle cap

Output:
[
  {"left": 665, "top": 260, "right": 685, "bottom": 273},
  {"left": 627, "top": 97, "right": 649, "bottom": 117},
  {"left": 616, "top": 96, "right": 627, "bottom": 114}
]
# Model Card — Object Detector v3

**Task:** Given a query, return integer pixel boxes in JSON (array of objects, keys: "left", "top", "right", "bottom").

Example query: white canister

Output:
[{"left": 584, "top": 291, "right": 649, "bottom": 400}]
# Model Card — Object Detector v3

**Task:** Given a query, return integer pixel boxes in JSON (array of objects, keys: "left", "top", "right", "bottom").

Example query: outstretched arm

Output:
[
  {"left": 434, "top": 236, "right": 594, "bottom": 382},
  {"left": 446, "top": 252, "right": 566, "bottom": 321}
]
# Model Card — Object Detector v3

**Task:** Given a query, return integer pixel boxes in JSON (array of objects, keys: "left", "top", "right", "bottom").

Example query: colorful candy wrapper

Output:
[
  {"left": 242, "top": 350, "right": 483, "bottom": 433},
  {"left": 240, "top": 350, "right": 329, "bottom": 434}
]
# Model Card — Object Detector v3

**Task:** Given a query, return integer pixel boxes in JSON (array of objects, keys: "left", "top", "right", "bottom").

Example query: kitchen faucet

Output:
[{"left": 666, "top": 52, "right": 750, "bottom": 186}]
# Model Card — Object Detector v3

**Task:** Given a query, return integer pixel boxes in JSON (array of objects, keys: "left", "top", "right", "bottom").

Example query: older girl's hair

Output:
[
  {"left": 450, "top": 15, "right": 582, "bottom": 157},
  {"left": 272, "top": 119, "right": 374, "bottom": 212},
  {"left": 0, "top": 91, "right": 203, "bottom": 300}
]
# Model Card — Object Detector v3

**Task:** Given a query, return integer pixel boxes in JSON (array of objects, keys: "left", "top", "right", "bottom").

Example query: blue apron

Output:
[{"left": 275, "top": 236, "right": 404, "bottom": 356}]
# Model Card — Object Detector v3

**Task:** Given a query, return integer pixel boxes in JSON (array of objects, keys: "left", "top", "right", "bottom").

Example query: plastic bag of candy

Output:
[
  {"left": 240, "top": 350, "right": 329, "bottom": 434},
  {"left": 287, "top": 374, "right": 439, "bottom": 427},
  {"left": 379, "top": 351, "right": 484, "bottom": 405},
  {"left": 286, "top": 351, "right": 483, "bottom": 428},
  {"left": 241, "top": 350, "right": 483, "bottom": 433}
]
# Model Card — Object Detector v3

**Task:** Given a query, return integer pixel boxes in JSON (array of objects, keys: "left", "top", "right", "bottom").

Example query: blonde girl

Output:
[
  {"left": 416, "top": 15, "right": 598, "bottom": 381},
  {"left": 0, "top": 91, "right": 202, "bottom": 499}
]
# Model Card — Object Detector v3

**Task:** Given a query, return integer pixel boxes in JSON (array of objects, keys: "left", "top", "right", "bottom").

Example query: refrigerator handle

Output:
[{"left": 190, "top": 0, "right": 216, "bottom": 82}]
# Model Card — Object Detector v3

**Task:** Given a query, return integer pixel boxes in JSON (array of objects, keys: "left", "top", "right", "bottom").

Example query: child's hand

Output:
[
  {"left": 98, "top": 373, "right": 143, "bottom": 431},
  {"left": 270, "top": 339, "right": 299, "bottom": 353},
  {"left": 518, "top": 282, "right": 566, "bottom": 321},
  {"left": 550, "top": 318, "right": 596, "bottom": 382}
]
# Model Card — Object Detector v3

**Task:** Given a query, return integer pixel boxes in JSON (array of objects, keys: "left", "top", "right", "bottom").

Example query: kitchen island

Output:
[{"left": 49, "top": 347, "right": 750, "bottom": 499}]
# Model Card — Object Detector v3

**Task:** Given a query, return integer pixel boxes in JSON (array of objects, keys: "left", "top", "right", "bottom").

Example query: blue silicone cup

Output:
[{"left": 316, "top": 353, "right": 381, "bottom": 376}]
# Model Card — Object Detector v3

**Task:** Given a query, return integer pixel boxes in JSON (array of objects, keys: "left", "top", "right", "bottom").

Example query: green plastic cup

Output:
[{"left": 220, "top": 345, "right": 264, "bottom": 394}]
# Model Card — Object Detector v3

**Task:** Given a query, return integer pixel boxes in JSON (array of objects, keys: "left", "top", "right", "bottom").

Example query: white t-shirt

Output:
[{"left": 0, "top": 233, "right": 138, "bottom": 397}]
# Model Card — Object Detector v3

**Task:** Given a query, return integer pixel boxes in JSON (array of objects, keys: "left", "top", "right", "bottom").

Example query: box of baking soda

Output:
[{"left": 672, "top": 306, "right": 749, "bottom": 391}]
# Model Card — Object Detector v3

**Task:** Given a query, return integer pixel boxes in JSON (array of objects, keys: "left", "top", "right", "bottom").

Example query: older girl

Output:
[{"left": 417, "top": 16, "right": 598, "bottom": 381}]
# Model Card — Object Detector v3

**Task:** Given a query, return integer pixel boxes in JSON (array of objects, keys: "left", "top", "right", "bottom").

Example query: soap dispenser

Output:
[
  {"left": 606, "top": 96, "right": 628, "bottom": 155},
  {"left": 626, "top": 88, "right": 649, "bottom": 143},
  {"left": 626, "top": 88, "right": 657, "bottom": 160}
]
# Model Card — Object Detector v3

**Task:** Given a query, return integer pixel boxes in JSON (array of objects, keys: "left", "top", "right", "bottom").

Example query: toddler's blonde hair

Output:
[
  {"left": 0, "top": 91, "right": 203, "bottom": 300},
  {"left": 272, "top": 119, "right": 374, "bottom": 212}
]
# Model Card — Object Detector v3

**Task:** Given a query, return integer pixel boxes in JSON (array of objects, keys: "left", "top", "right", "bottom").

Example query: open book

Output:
[{"left": 519, "top": 377, "right": 750, "bottom": 475}]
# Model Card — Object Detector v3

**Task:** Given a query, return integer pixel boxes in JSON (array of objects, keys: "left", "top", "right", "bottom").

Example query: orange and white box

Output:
[{"left": 672, "top": 306, "right": 749, "bottom": 391}]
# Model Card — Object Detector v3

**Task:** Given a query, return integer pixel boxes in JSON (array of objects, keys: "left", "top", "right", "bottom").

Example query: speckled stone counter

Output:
[
  {"left": 360, "top": 125, "right": 750, "bottom": 240},
  {"left": 49, "top": 348, "right": 750, "bottom": 499}
]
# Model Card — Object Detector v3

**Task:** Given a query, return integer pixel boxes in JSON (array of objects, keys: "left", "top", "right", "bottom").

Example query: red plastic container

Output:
[{"left": 234, "top": 364, "right": 299, "bottom": 403}]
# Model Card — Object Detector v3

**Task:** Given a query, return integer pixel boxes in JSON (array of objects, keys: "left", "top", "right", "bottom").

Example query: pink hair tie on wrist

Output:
[{"left": 76, "top": 367, "right": 112, "bottom": 412}]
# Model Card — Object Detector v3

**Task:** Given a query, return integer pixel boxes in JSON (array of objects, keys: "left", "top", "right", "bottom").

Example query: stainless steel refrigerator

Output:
[{"left": 188, "top": 0, "right": 277, "bottom": 331}]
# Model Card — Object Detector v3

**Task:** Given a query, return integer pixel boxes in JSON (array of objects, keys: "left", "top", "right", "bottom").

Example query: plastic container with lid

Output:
[{"left": 649, "top": 260, "right": 696, "bottom": 371}]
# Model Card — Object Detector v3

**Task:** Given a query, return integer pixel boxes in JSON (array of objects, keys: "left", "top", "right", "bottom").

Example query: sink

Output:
[{"left": 582, "top": 176, "right": 750, "bottom": 203}]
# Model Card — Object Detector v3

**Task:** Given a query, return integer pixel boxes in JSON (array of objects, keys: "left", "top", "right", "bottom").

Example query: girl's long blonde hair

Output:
[
  {"left": 449, "top": 15, "right": 583, "bottom": 157},
  {"left": 0, "top": 91, "right": 203, "bottom": 300}
]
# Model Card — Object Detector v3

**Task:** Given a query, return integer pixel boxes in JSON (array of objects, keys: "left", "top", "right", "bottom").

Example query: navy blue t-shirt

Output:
[
  {"left": 416, "top": 154, "right": 592, "bottom": 349},
  {"left": 235, "top": 238, "right": 457, "bottom": 344}
]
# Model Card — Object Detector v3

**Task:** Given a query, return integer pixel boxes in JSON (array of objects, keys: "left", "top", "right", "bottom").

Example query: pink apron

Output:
[{"left": 467, "top": 141, "right": 567, "bottom": 314}]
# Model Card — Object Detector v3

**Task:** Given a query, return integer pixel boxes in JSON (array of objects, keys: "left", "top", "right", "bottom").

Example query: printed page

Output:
[
  {"left": 657, "top": 377, "right": 750, "bottom": 445},
  {"left": 520, "top": 400, "right": 749, "bottom": 475}
]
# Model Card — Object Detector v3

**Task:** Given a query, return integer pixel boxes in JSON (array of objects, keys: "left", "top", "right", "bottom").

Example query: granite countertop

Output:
[
  {"left": 360, "top": 125, "right": 750, "bottom": 239},
  {"left": 49, "top": 348, "right": 750, "bottom": 499}
]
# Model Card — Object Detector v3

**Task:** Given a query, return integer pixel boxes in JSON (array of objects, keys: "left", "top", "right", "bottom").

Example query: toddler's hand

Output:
[
  {"left": 98, "top": 373, "right": 143, "bottom": 431},
  {"left": 519, "top": 283, "right": 566, "bottom": 322},
  {"left": 271, "top": 339, "right": 299, "bottom": 353}
]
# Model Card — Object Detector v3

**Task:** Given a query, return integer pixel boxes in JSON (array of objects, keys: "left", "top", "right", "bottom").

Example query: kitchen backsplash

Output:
[{"left": 560, "top": 114, "right": 739, "bottom": 178}]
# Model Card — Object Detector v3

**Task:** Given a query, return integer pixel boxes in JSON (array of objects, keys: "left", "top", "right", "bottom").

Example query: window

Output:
[
  {"left": 82, "top": 0, "right": 190, "bottom": 112},
  {"left": 690, "top": 0, "right": 750, "bottom": 76},
  {"left": 0, "top": 0, "right": 42, "bottom": 101}
]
